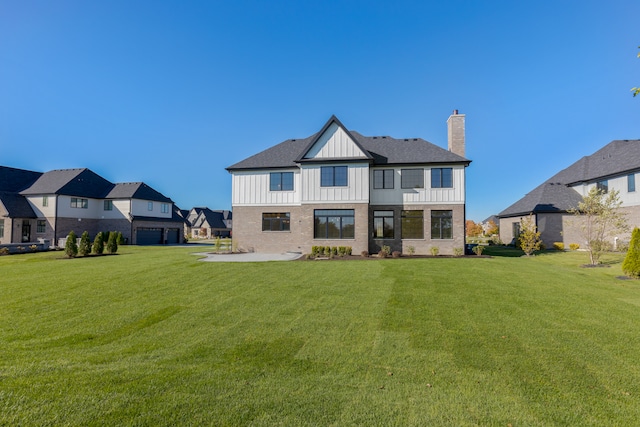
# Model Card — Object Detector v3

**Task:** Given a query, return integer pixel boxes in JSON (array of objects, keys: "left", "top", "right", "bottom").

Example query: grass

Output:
[{"left": 1, "top": 246, "right": 640, "bottom": 425}]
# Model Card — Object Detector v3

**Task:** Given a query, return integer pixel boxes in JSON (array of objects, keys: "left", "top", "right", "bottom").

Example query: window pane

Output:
[
  {"left": 334, "top": 166, "right": 348, "bottom": 186},
  {"left": 629, "top": 174, "right": 636, "bottom": 192},
  {"left": 383, "top": 169, "right": 394, "bottom": 189},
  {"left": 431, "top": 210, "right": 453, "bottom": 239},
  {"left": 373, "top": 170, "right": 384, "bottom": 189},
  {"left": 401, "top": 210, "right": 423, "bottom": 239},
  {"left": 282, "top": 172, "right": 294, "bottom": 191},
  {"left": 401, "top": 169, "right": 424, "bottom": 188},
  {"left": 597, "top": 180, "right": 608, "bottom": 193},
  {"left": 342, "top": 217, "right": 355, "bottom": 238},
  {"left": 327, "top": 217, "right": 341, "bottom": 238},
  {"left": 431, "top": 169, "right": 442, "bottom": 188},
  {"left": 270, "top": 172, "right": 281, "bottom": 191},
  {"left": 442, "top": 168, "right": 453, "bottom": 187},
  {"left": 314, "top": 216, "right": 327, "bottom": 238},
  {"left": 321, "top": 167, "right": 333, "bottom": 187}
]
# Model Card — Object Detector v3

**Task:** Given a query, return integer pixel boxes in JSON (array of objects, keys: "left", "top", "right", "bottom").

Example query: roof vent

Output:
[
  {"left": 382, "top": 136, "right": 387, "bottom": 139},
  {"left": 404, "top": 138, "right": 408, "bottom": 141},
  {"left": 373, "top": 136, "right": 377, "bottom": 139}
]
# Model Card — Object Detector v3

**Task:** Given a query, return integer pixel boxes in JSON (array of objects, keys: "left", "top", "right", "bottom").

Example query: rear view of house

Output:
[{"left": 227, "top": 113, "right": 471, "bottom": 255}]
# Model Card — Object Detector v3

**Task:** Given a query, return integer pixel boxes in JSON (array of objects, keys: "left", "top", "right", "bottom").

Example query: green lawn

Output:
[{"left": 1, "top": 246, "right": 639, "bottom": 426}]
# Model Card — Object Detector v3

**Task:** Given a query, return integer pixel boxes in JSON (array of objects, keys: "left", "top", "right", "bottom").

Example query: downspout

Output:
[
  {"left": 54, "top": 195, "right": 58, "bottom": 246},
  {"left": 130, "top": 199, "right": 133, "bottom": 245}
]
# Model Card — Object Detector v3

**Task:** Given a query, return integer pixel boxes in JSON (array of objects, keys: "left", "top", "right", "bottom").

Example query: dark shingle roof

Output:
[
  {"left": 106, "top": 182, "right": 172, "bottom": 203},
  {"left": 193, "top": 209, "right": 232, "bottom": 229},
  {"left": 20, "top": 168, "right": 114, "bottom": 198},
  {"left": 0, "top": 191, "right": 37, "bottom": 217},
  {"left": 0, "top": 166, "right": 42, "bottom": 192},
  {"left": 498, "top": 140, "right": 640, "bottom": 217},
  {"left": 227, "top": 116, "right": 469, "bottom": 171}
]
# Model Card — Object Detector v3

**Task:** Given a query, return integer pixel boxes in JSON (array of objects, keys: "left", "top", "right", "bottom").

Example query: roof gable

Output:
[
  {"left": 0, "top": 191, "right": 37, "bottom": 218},
  {"left": 296, "top": 116, "right": 371, "bottom": 162},
  {"left": 21, "top": 168, "right": 114, "bottom": 198},
  {"left": 106, "top": 182, "right": 172, "bottom": 203}
]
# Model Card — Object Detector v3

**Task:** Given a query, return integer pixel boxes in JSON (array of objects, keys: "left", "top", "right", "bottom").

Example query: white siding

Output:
[
  {"left": 232, "top": 170, "right": 301, "bottom": 206},
  {"left": 56, "top": 195, "right": 101, "bottom": 218},
  {"left": 100, "top": 199, "right": 131, "bottom": 219},
  {"left": 24, "top": 195, "right": 57, "bottom": 217},
  {"left": 131, "top": 199, "right": 173, "bottom": 217},
  {"left": 370, "top": 166, "right": 466, "bottom": 205},
  {"left": 572, "top": 173, "right": 640, "bottom": 207},
  {"left": 303, "top": 123, "right": 367, "bottom": 159},
  {"left": 301, "top": 163, "right": 369, "bottom": 203}
]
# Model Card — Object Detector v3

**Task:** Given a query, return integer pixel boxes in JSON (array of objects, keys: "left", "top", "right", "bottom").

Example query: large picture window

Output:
[
  {"left": 321, "top": 166, "right": 348, "bottom": 187},
  {"left": 401, "top": 169, "right": 424, "bottom": 189},
  {"left": 314, "top": 209, "right": 354, "bottom": 239},
  {"left": 431, "top": 168, "right": 453, "bottom": 188},
  {"left": 71, "top": 198, "right": 88, "bottom": 209},
  {"left": 431, "top": 210, "right": 453, "bottom": 239},
  {"left": 270, "top": 172, "right": 294, "bottom": 191},
  {"left": 373, "top": 169, "right": 394, "bottom": 189},
  {"left": 373, "top": 211, "right": 394, "bottom": 239},
  {"left": 401, "top": 210, "right": 424, "bottom": 239},
  {"left": 262, "top": 213, "right": 290, "bottom": 231}
]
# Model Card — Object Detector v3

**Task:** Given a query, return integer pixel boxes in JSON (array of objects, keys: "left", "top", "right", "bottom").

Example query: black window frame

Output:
[
  {"left": 37, "top": 220, "right": 46, "bottom": 233},
  {"left": 314, "top": 209, "right": 355, "bottom": 239},
  {"left": 401, "top": 169, "right": 424, "bottom": 189},
  {"left": 104, "top": 200, "right": 113, "bottom": 211},
  {"left": 373, "top": 210, "right": 394, "bottom": 239},
  {"left": 596, "top": 180, "right": 608, "bottom": 193},
  {"left": 71, "top": 198, "right": 88, "bottom": 209},
  {"left": 321, "top": 166, "right": 348, "bottom": 187},
  {"left": 262, "top": 212, "right": 291, "bottom": 232},
  {"left": 373, "top": 169, "right": 394, "bottom": 189},
  {"left": 401, "top": 210, "right": 424, "bottom": 239},
  {"left": 431, "top": 168, "right": 453, "bottom": 188},
  {"left": 270, "top": 172, "right": 294, "bottom": 191},
  {"left": 431, "top": 210, "right": 453, "bottom": 240}
]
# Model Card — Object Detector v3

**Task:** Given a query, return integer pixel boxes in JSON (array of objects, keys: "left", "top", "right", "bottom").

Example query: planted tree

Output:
[
  {"left": 92, "top": 232, "right": 105, "bottom": 255},
  {"left": 622, "top": 227, "right": 640, "bottom": 278},
  {"left": 569, "top": 187, "right": 628, "bottom": 265},
  {"left": 518, "top": 214, "right": 542, "bottom": 256},
  {"left": 116, "top": 231, "right": 125, "bottom": 245},
  {"left": 106, "top": 231, "right": 118, "bottom": 254},
  {"left": 78, "top": 231, "right": 91, "bottom": 256},
  {"left": 65, "top": 231, "right": 78, "bottom": 258}
]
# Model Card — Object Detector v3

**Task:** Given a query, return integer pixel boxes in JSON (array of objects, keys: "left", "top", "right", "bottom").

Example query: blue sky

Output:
[{"left": 1, "top": 0, "right": 639, "bottom": 221}]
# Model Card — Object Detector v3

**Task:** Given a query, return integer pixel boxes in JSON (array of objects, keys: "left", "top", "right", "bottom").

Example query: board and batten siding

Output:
[
  {"left": 232, "top": 170, "right": 301, "bottom": 206},
  {"left": 300, "top": 163, "right": 369, "bottom": 204},
  {"left": 303, "top": 123, "right": 367, "bottom": 160},
  {"left": 370, "top": 166, "right": 466, "bottom": 205}
]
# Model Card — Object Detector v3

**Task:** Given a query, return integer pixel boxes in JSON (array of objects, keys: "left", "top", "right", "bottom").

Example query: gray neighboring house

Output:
[
  {"left": 189, "top": 207, "right": 232, "bottom": 238},
  {"left": 498, "top": 139, "right": 640, "bottom": 248},
  {"left": 1, "top": 166, "right": 184, "bottom": 246},
  {"left": 227, "top": 113, "right": 471, "bottom": 255}
]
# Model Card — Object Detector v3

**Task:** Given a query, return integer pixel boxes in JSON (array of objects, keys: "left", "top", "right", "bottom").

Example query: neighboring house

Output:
[
  {"left": 226, "top": 112, "right": 471, "bottom": 255},
  {"left": 0, "top": 166, "right": 184, "bottom": 246},
  {"left": 498, "top": 139, "right": 640, "bottom": 248},
  {"left": 189, "top": 207, "right": 232, "bottom": 238}
]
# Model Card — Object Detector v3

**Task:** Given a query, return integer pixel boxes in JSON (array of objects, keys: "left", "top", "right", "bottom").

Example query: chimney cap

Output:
[{"left": 453, "top": 109, "right": 459, "bottom": 115}]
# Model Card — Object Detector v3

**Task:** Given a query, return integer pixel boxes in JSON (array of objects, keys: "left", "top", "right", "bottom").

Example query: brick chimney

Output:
[{"left": 447, "top": 110, "right": 465, "bottom": 157}]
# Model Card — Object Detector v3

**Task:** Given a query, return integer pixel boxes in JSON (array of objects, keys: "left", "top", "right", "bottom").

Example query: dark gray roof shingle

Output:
[
  {"left": 0, "top": 166, "right": 42, "bottom": 192},
  {"left": 0, "top": 191, "right": 37, "bottom": 218},
  {"left": 20, "top": 168, "right": 114, "bottom": 198},
  {"left": 106, "top": 182, "right": 172, "bottom": 203}
]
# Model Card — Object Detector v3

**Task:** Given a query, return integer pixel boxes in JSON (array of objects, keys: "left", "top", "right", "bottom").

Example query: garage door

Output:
[
  {"left": 166, "top": 228, "right": 180, "bottom": 244},
  {"left": 136, "top": 228, "right": 162, "bottom": 245}
]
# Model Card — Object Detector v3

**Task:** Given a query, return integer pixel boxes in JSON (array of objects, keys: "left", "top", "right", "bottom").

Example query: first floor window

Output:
[
  {"left": 401, "top": 210, "right": 423, "bottom": 239},
  {"left": 161, "top": 203, "right": 169, "bottom": 213},
  {"left": 401, "top": 169, "right": 424, "bottom": 189},
  {"left": 431, "top": 168, "right": 453, "bottom": 188},
  {"left": 431, "top": 210, "right": 453, "bottom": 239},
  {"left": 0, "top": 219, "right": 4, "bottom": 238},
  {"left": 597, "top": 180, "right": 608, "bottom": 193},
  {"left": 321, "top": 166, "right": 348, "bottom": 187},
  {"left": 71, "top": 198, "right": 88, "bottom": 209},
  {"left": 37, "top": 220, "right": 46, "bottom": 233},
  {"left": 104, "top": 200, "right": 113, "bottom": 211},
  {"left": 262, "top": 213, "right": 290, "bottom": 231},
  {"left": 373, "top": 211, "right": 394, "bottom": 239},
  {"left": 629, "top": 174, "right": 636, "bottom": 193},
  {"left": 270, "top": 172, "right": 294, "bottom": 191},
  {"left": 512, "top": 222, "right": 521, "bottom": 239},
  {"left": 373, "top": 169, "right": 394, "bottom": 189},
  {"left": 148, "top": 202, "right": 153, "bottom": 211},
  {"left": 314, "top": 209, "right": 354, "bottom": 239}
]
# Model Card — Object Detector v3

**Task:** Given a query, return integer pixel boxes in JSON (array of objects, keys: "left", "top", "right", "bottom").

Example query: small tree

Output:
[
  {"left": 623, "top": 227, "right": 640, "bottom": 278},
  {"left": 116, "top": 231, "right": 125, "bottom": 245},
  {"left": 569, "top": 187, "right": 628, "bottom": 265},
  {"left": 485, "top": 219, "right": 499, "bottom": 236},
  {"left": 465, "top": 220, "right": 483, "bottom": 237},
  {"left": 106, "top": 231, "right": 118, "bottom": 254},
  {"left": 65, "top": 230, "right": 78, "bottom": 258},
  {"left": 78, "top": 231, "right": 91, "bottom": 256},
  {"left": 92, "top": 232, "right": 105, "bottom": 255},
  {"left": 518, "top": 214, "right": 542, "bottom": 256}
]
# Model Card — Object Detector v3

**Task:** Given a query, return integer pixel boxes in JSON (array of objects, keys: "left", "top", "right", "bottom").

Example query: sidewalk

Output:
[{"left": 195, "top": 252, "right": 303, "bottom": 262}]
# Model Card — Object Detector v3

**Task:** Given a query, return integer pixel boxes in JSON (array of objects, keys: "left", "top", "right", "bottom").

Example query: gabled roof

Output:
[
  {"left": 227, "top": 116, "right": 470, "bottom": 171},
  {"left": 498, "top": 140, "right": 640, "bottom": 218},
  {"left": 106, "top": 182, "right": 172, "bottom": 203},
  {"left": 192, "top": 208, "right": 232, "bottom": 229},
  {"left": 0, "top": 166, "right": 42, "bottom": 192},
  {"left": 20, "top": 168, "right": 114, "bottom": 198},
  {"left": 0, "top": 191, "right": 37, "bottom": 218}
]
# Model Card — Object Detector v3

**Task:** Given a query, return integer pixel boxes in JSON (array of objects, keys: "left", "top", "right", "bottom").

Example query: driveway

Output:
[{"left": 195, "top": 252, "right": 303, "bottom": 262}]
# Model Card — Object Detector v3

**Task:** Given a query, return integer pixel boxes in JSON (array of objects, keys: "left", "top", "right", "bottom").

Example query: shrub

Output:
[
  {"left": 92, "top": 232, "right": 105, "bottom": 255},
  {"left": 29, "top": 244, "right": 38, "bottom": 252},
  {"left": 430, "top": 246, "right": 439, "bottom": 256},
  {"left": 324, "top": 246, "right": 331, "bottom": 257},
  {"left": 117, "top": 232, "right": 125, "bottom": 245},
  {"left": 472, "top": 245, "right": 484, "bottom": 256},
  {"left": 392, "top": 251, "right": 401, "bottom": 258},
  {"left": 407, "top": 246, "right": 415, "bottom": 256},
  {"left": 338, "top": 246, "right": 346, "bottom": 256},
  {"left": 106, "top": 231, "right": 118, "bottom": 254},
  {"left": 361, "top": 250, "right": 369, "bottom": 258},
  {"left": 553, "top": 242, "right": 565, "bottom": 251},
  {"left": 78, "top": 231, "right": 91, "bottom": 256},
  {"left": 65, "top": 231, "right": 78, "bottom": 258},
  {"left": 345, "top": 247, "right": 352, "bottom": 256},
  {"left": 453, "top": 247, "right": 464, "bottom": 256},
  {"left": 518, "top": 214, "right": 542, "bottom": 256},
  {"left": 0, "top": 247, "right": 9, "bottom": 255},
  {"left": 378, "top": 245, "right": 391, "bottom": 258},
  {"left": 569, "top": 243, "right": 580, "bottom": 251},
  {"left": 622, "top": 227, "right": 640, "bottom": 278},
  {"left": 331, "top": 247, "right": 338, "bottom": 256}
]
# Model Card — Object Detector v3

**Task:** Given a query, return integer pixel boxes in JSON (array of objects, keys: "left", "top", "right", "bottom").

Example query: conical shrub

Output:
[{"left": 622, "top": 227, "right": 640, "bottom": 278}]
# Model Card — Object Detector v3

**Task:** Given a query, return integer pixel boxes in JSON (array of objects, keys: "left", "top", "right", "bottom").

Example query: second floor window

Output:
[
  {"left": 373, "top": 169, "right": 394, "bottom": 189},
  {"left": 321, "top": 166, "right": 348, "bottom": 187},
  {"left": 431, "top": 168, "right": 453, "bottom": 188},
  {"left": 161, "top": 203, "right": 169, "bottom": 213},
  {"left": 71, "top": 198, "right": 88, "bottom": 209},
  {"left": 270, "top": 172, "right": 294, "bottom": 191},
  {"left": 42, "top": 196, "right": 48, "bottom": 207},
  {"left": 104, "top": 200, "right": 113, "bottom": 211},
  {"left": 401, "top": 169, "right": 424, "bottom": 189},
  {"left": 148, "top": 202, "right": 153, "bottom": 211}
]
